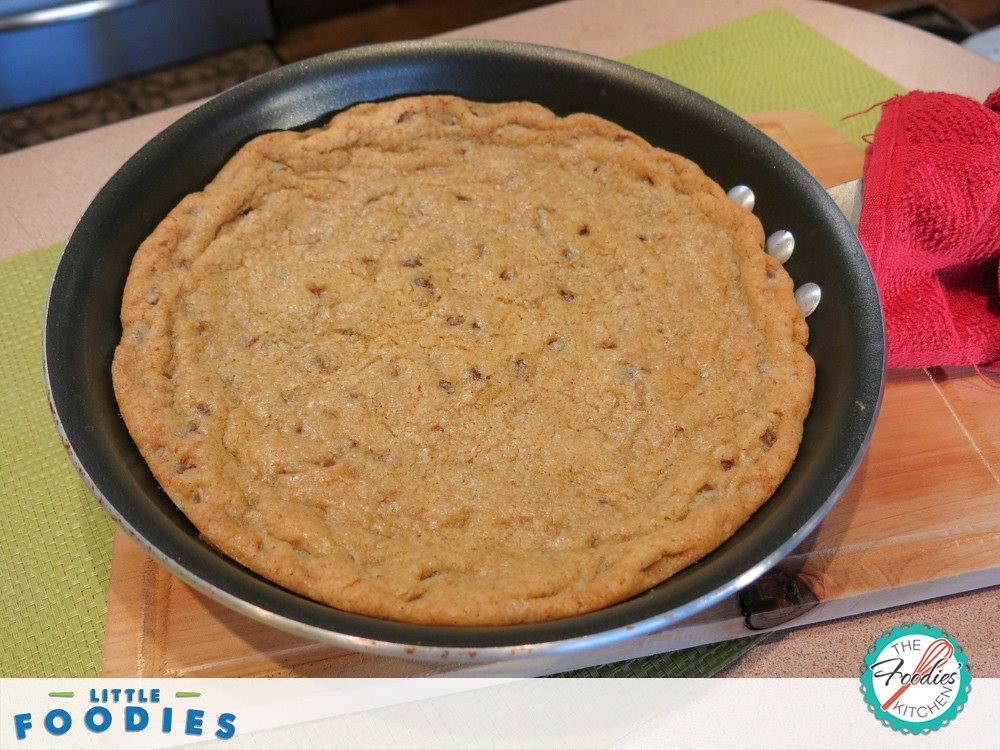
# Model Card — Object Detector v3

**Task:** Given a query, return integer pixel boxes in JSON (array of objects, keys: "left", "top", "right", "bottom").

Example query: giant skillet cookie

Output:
[{"left": 112, "top": 95, "right": 815, "bottom": 626}]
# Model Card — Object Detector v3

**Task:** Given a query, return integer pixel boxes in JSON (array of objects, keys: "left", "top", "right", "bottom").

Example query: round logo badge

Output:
[{"left": 861, "top": 623, "right": 971, "bottom": 734}]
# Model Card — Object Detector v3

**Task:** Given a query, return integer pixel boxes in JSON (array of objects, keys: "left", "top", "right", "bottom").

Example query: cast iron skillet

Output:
[{"left": 44, "top": 39, "right": 885, "bottom": 660}]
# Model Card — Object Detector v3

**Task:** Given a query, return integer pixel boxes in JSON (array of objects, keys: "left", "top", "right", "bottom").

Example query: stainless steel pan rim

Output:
[{"left": 43, "top": 38, "right": 886, "bottom": 661}]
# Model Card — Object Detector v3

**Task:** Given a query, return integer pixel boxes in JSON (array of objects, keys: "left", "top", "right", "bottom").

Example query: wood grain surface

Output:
[{"left": 101, "top": 110, "right": 1000, "bottom": 677}]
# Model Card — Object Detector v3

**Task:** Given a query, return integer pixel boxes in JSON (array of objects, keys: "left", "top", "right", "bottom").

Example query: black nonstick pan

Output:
[{"left": 44, "top": 39, "right": 885, "bottom": 660}]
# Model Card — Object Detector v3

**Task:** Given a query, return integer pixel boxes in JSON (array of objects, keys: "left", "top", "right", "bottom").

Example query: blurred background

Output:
[{"left": 1, "top": 0, "right": 998, "bottom": 153}]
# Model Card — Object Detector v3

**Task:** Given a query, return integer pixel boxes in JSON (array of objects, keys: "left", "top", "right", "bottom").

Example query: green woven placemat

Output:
[
  {"left": 621, "top": 7, "right": 907, "bottom": 146},
  {"left": 0, "top": 242, "right": 115, "bottom": 678},
  {"left": 552, "top": 633, "right": 767, "bottom": 677}
]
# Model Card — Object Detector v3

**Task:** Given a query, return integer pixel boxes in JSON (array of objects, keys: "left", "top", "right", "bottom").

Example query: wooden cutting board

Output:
[{"left": 101, "top": 111, "right": 1000, "bottom": 678}]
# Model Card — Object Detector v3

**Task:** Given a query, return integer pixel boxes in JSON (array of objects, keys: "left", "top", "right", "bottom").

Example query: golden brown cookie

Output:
[{"left": 112, "top": 95, "right": 814, "bottom": 625}]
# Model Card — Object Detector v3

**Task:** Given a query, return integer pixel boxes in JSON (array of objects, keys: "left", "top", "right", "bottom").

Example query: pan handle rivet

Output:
[
  {"left": 766, "top": 230, "right": 795, "bottom": 263},
  {"left": 795, "top": 283, "right": 822, "bottom": 318},
  {"left": 727, "top": 185, "right": 755, "bottom": 211}
]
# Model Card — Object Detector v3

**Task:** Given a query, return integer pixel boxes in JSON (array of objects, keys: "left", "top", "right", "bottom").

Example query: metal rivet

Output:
[
  {"left": 795, "top": 283, "right": 822, "bottom": 318},
  {"left": 766, "top": 230, "right": 795, "bottom": 264},
  {"left": 727, "top": 185, "right": 755, "bottom": 211}
]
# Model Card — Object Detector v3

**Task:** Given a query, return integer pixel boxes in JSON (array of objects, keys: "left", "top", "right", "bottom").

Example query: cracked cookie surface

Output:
[{"left": 112, "top": 95, "right": 814, "bottom": 625}]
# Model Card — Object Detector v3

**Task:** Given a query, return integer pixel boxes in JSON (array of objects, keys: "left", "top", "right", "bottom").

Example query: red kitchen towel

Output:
[{"left": 858, "top": 86, "right": 1000, "bottom": 371}]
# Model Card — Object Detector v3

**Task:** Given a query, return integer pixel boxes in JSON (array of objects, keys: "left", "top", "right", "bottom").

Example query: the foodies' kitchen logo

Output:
[{"left": 861, "top": 623, "right": 971, "bottom": 734}]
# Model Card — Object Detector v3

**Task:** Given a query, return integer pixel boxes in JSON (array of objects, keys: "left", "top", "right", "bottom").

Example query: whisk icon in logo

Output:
[{"left": 861, "top": 623, "right": 971, "bottom": 733}]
